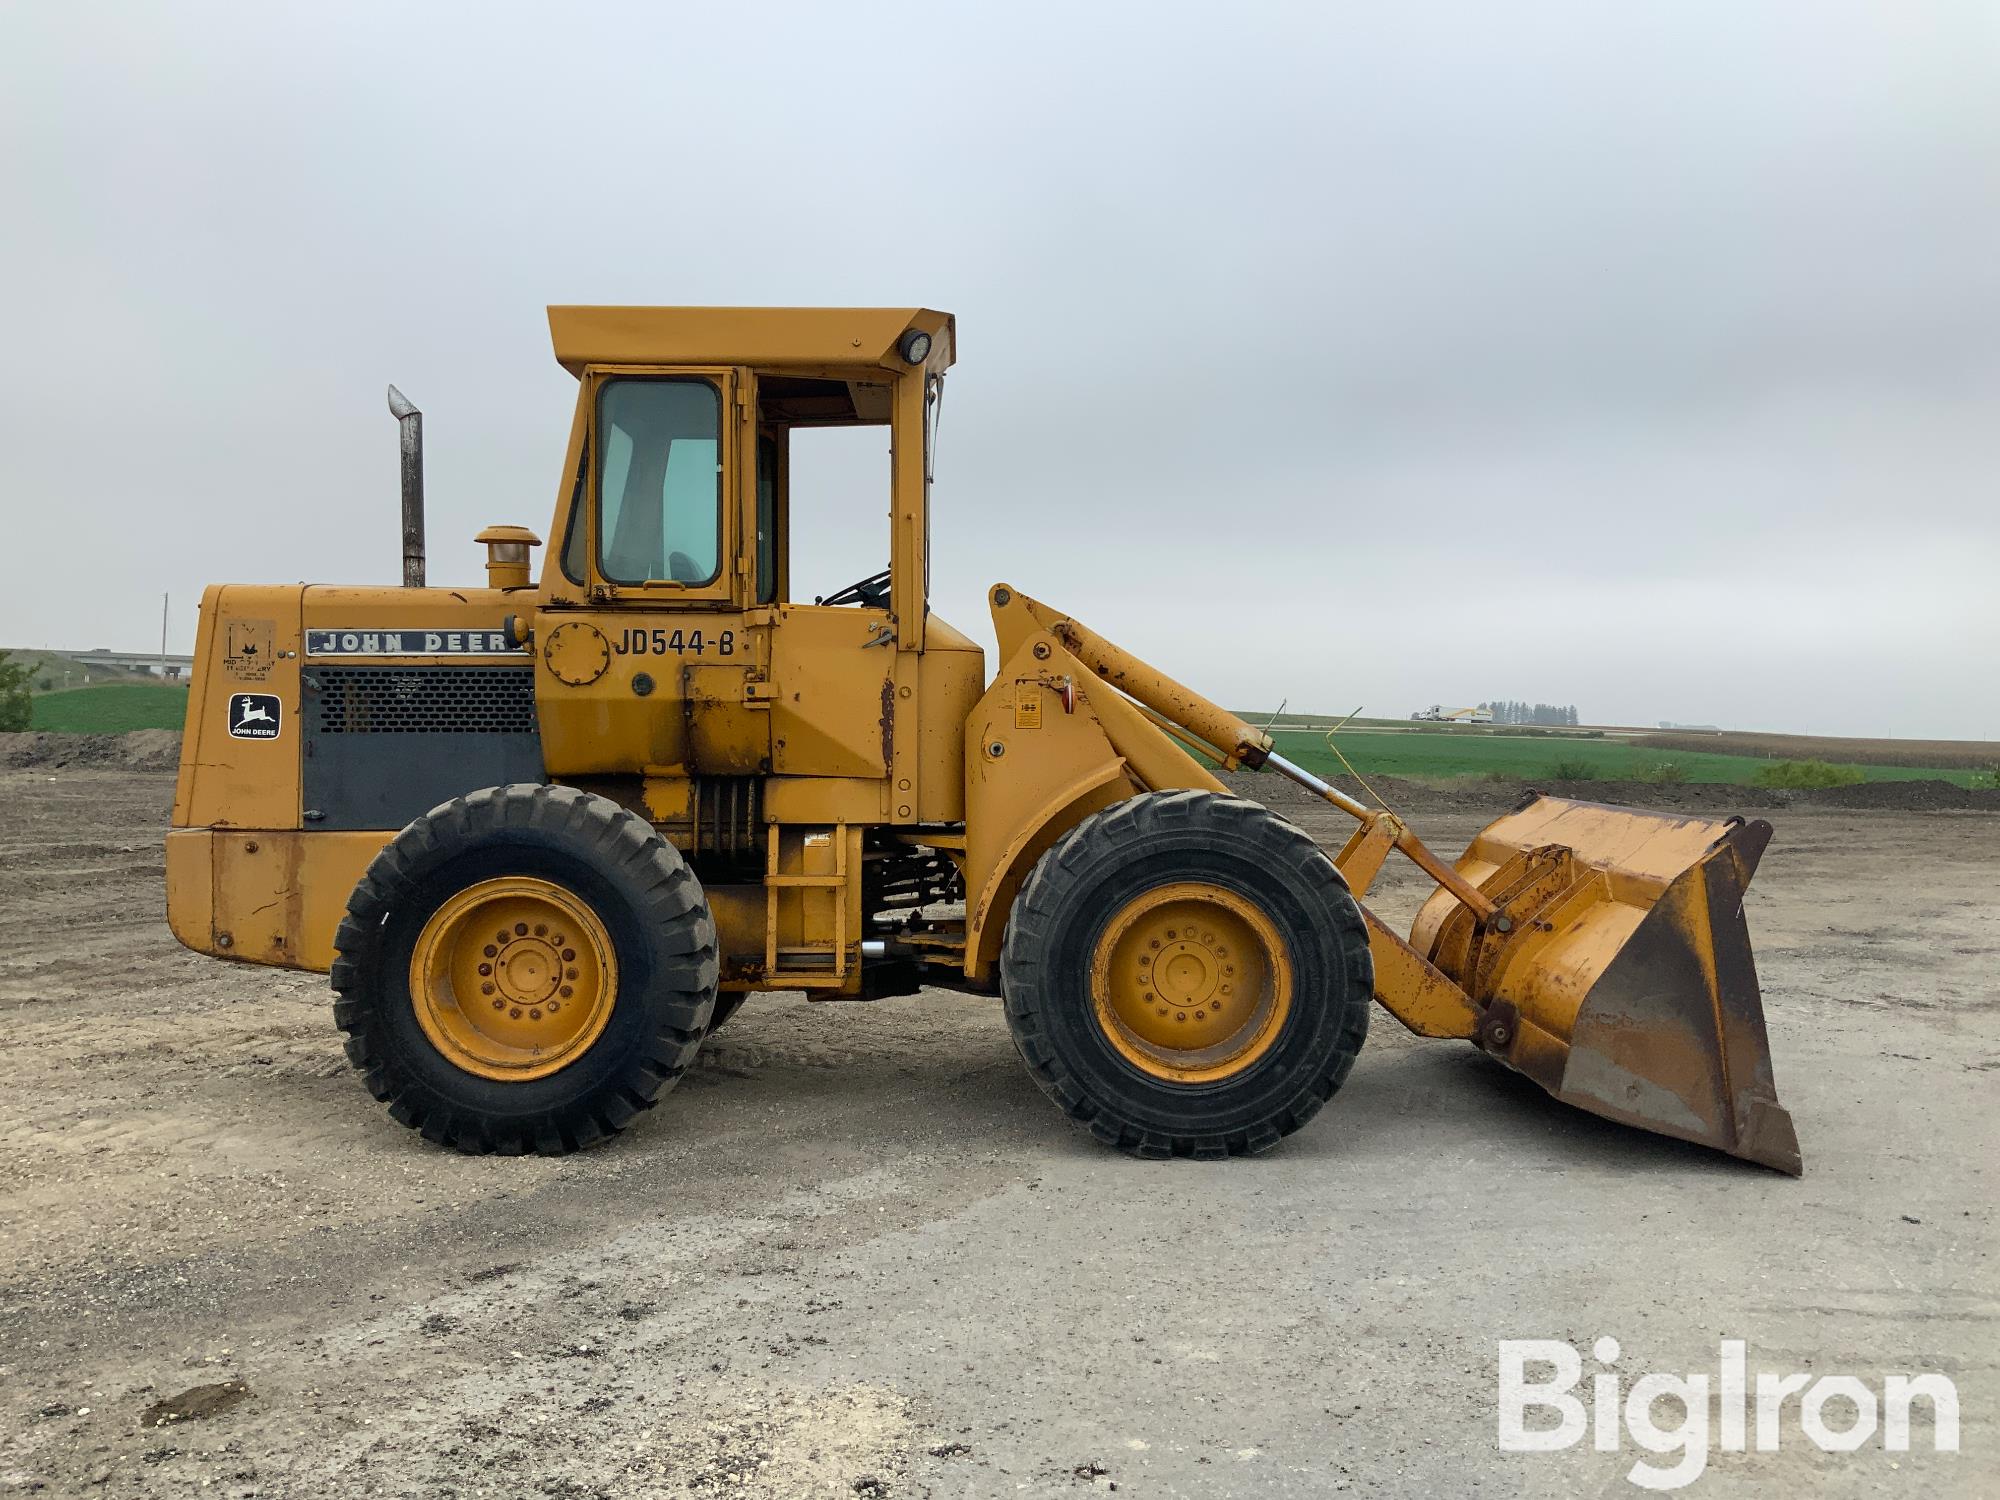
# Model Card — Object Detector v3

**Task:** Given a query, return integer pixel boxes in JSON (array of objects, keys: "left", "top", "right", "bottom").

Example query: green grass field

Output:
[
  {"left": 28, "top": 683, "right": 190, "bottom": 733},
  {"left": 1270, "top": 728, "right": 1986, "bottom": 788}
]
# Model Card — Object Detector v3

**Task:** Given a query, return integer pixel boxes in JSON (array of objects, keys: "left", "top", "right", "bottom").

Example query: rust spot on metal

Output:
[{"left": 879, "top": 677, "right": 896, "bottom": 772}]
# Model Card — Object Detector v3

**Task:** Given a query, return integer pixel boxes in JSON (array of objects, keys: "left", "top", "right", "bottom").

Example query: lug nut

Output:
[
  {"left": 491, "top": 998, "right": 504, "bottom": 1010},
  {"left": 509, "top": 1007, "right": 522, "bottom": 1020},
  {"left": 477, "top": 962, "right": 492, "bottom": 977},
  {"left": 559, "top": 985, "right": 574, "bottom": 999},
  {"left": 514, "top": 922, "right": 529, "bottom": 937},
  {"left": 552, "top": 934, "right": 566, "bottom": 946},
  {"left": 561, "top": 948, "right": 576, "bottom": 963},
  {"left": 534, "top": 923, "right": 548, "bottom": 937},
  {"left": 547, "top": 1001, "right": 561, "bottom": 1013},
  {"left": 529, "top": 1009, "right": 542, "bottom": 1021},
  {"left": 480, "top": 981, "right": 495, "bottom": 995},
  {"left": 483, "top": 944, "right": 498, "bottom": 958},
  {"left": 565, "top": 967, "right": 578, "bottom": 980}
]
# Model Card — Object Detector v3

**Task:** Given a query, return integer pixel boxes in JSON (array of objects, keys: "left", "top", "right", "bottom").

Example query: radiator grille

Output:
[{"left": 309, "top": 667, "right": 537, "bottom": 735}]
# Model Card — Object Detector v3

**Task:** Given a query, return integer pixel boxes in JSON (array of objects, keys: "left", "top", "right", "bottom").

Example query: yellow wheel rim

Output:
[
  {"left": 408, "top": 876, "right": 618, "bottom": 1082},
  {"left": 1089, "top": 881, "right": 1293, "bottom": 1084}
]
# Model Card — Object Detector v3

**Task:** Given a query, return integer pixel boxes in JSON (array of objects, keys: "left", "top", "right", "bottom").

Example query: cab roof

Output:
[{"left": 547, "top": 306, "right": 955, "bottom": 378}]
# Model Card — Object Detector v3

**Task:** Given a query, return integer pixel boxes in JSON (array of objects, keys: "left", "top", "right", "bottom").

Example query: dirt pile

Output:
[
  {"left": 0, "top": 729, "right": 183, "bottom": 772},
  {"left": 1809, "top": 777, "right": 1993, "bottom": 811}
]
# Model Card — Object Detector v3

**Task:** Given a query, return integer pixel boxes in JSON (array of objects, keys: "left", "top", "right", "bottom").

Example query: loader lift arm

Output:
[{"left": 990, "top": 586, "right": 1802, "bottom": 1175}]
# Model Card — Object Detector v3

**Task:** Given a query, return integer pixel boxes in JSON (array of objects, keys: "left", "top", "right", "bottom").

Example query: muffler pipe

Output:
[{"left": 387, "top": 384, "right": 425, "bottom": 588}]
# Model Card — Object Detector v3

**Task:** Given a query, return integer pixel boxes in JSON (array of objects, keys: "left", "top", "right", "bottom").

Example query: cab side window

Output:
[
  {"left": 596, "top": 379, "right": 722, "bottom": 585},
  {"left": 560, "top": 442, "right": 589, "bottom": 583}
]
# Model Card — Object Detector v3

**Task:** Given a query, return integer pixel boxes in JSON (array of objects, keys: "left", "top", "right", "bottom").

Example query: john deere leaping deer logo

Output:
[{"left": 227, "top": 693, "right": 282, "bottom": 740}]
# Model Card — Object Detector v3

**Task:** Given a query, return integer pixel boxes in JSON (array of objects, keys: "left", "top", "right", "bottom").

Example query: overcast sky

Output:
[{"left": 3, "top": 2, "right": 1995, "bottom": 737}]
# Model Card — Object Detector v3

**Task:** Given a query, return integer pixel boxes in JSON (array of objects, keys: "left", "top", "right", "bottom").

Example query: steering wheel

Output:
[{"left": 817, "top": 568, "right": 891, "bottom": 609}]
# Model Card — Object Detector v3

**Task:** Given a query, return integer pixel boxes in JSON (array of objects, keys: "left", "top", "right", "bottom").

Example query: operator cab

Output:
[{"left": 540, "top": 306, "right": 953, "bottom": 640}]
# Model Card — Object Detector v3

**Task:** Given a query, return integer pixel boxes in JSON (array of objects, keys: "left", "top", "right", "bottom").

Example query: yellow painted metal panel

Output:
[
  {"left": 705, "top": 884, "right": 767, "bottom": 988},
  {"left": 548, "top": 307, "right": 953, "bottom": 377},
  {"left": 768, "top": 605, "right": 895, "bottom": 779},
  {"left": 163, "top": 829, "right": 215, "bottom": 955},
  {"left": 764, "top": 776, "right": 882, "bottom": 824},
  {"left": 685, "top": 662, "right": 770, "bottom": 774},
  {"left": 170, "top": 828, "right": 390, "bottom": 972},
  {"left": 173, "top": 584, "right": 305, "bottom": 831},
  {"left": 536, "top": 612, "right": 753, "bottom": 776},
  {"left": 915, "top": 615, "right": 984, "bottom": 823}
]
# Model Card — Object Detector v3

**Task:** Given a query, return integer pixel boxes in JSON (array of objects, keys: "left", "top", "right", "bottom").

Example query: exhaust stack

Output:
[{"left": 387, "top": 385, "right": 425, "bottom": 588}]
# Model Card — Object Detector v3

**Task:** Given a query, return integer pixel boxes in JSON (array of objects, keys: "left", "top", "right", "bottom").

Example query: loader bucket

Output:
[{"left": 1409, "top": 796, "right": 1801, "bottom": 1174}]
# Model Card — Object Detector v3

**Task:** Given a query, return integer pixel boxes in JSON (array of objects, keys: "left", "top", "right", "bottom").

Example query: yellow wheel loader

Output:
[{"left": 165, "top": 307, "right": 1800, "bottom": 1172}]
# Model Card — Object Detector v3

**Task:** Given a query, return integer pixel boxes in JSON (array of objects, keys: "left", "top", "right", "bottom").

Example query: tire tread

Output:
[
  {"left": 330, "top": 783, "right": 718, "bottom": 1156},
  {"left": 1001, "top": 791, "right": 1372, "bottom": 1160}
]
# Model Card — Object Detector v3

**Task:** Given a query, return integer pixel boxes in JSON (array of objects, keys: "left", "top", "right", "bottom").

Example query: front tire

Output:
[
  {"left": 332, "top": 784, "right": 718, "bottom": 1154},
  {"left": 1001, "top": 791, "right": 1372, "bottom": 1159}
]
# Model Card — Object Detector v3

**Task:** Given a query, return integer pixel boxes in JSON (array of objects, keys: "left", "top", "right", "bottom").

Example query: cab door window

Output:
[{"left": 596, "top": 378, "right": 722, "bottom": 585}]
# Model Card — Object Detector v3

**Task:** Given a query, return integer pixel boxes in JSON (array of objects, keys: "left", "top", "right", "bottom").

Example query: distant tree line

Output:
[
  {"left": 1480, "top": 700, "right": 1579, "bottom": 726},
  {"left": 0, "top": 651, "right": 31, "bottom": 732}
]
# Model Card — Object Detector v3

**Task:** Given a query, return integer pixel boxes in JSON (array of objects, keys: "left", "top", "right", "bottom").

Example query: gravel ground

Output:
[{"left": 0, "top": 769, "right": 1994, "bottom": 1497}]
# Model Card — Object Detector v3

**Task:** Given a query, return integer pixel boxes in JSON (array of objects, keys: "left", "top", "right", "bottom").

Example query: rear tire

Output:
[
  {"left": 332, "top": 784, "right": 719, "bottom": 1154},
  {"left": 1001, "top": 790, "right": 1372, "bottom": 1159}
]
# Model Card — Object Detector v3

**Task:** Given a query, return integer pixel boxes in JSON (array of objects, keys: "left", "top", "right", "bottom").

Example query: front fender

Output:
[{"left": 960, "top": 629, "right": 1227, "bottom": 982}]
